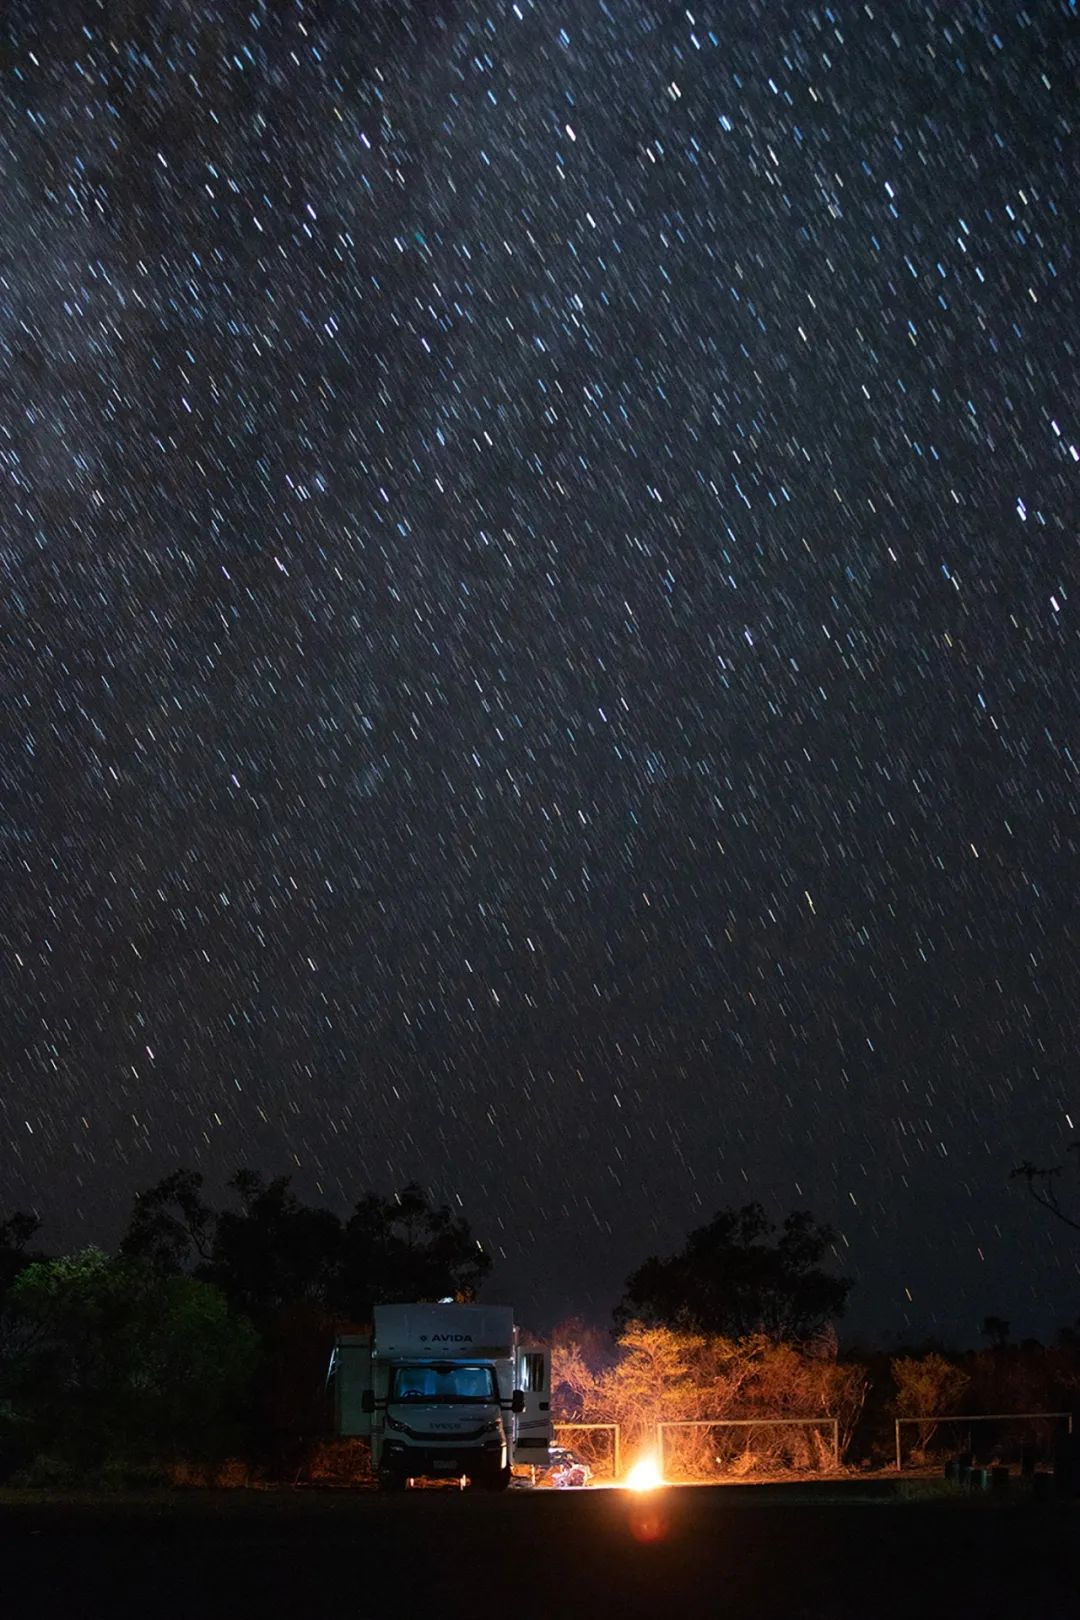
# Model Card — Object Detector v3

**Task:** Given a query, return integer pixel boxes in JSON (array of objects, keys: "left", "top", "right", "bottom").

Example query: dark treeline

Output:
[
  {"left": 119, "top": 1168, "right": 490, "bottom": 1322},
  {"left": 566, "top": 1199, "right": 1079, "bottom": 1480},
  {"left": 615, "top": 1202, "right": 852, "bottom": 1341},
  {"left": 0, "top": 1171, "right": 489, "bottom": 1487},
  {"left": 1, "top": 1176, "right": 1077, "bottom": 1487}
]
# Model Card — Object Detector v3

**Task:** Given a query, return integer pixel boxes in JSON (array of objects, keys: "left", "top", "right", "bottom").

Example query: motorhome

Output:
[{"left": 331, "top": 1302, "right": 551, "bottom": 1490}]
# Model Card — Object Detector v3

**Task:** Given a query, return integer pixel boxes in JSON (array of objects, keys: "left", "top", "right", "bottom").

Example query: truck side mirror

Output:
[
  {"left": 361, "top": 1389, "right": 375, "bottom": 1415},
  {"left": 511, "top": 1390, "right": 525, "bottom": 1414}
]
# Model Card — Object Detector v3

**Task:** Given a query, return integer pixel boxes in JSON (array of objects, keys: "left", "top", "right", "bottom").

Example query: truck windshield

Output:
[{"left": 390, "top": 1364, "right": 498, "bottom": 1404}]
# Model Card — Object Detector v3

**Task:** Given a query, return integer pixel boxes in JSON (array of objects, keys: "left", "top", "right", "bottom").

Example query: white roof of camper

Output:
[{"left": 372, "top": 1302, "right": 514, "bottom": 1358}]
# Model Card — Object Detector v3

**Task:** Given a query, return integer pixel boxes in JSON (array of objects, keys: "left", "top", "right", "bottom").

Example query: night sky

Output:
[{"left": 2, "top": 0, "right": 1077, "bottom": 1346}]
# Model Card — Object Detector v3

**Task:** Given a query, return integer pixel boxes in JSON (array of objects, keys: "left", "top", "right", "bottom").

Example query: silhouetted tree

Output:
[
  {"left": 981, "top": 1315, "right": 1011, "bottom": 1349},
  {"left": 119, "top": 1169, "right": 492, "bottom": 1327},
  {"left": 121, "top": 1171, "right": 343, "bottom": 1469},
  {"left": 617, "top": 1203, "right": 851, "bottom": 1342},
  {"left": 1011, "top": 1143, "right": 1080, "bottom": 1233},
  {"left": 337, "top": 1181, "right": 492, "bottom": 1320},
  {"left": 206, "top": 1172, "right": 344, "bottom": 1325},
  {"left": 0, "top": 1213, "right": 44, "bottom": 1310},
  {"left": 119, "top": 1169, "right": 216, "bottom": 1272}
]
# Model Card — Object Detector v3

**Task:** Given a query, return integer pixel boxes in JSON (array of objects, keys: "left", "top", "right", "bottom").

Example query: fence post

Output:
[
  {"left": 895, "top": 1420, "right": 902, "bottom": 1472},
  {"left": 614, "top": 1426, "right": 621, "bottom": 1480},
  {"left": 657, "top": 1423, "right": 665, "bottom": 1478},
  {"left": 832, "top": 1418, "right": 840, "bottom": 1471}
]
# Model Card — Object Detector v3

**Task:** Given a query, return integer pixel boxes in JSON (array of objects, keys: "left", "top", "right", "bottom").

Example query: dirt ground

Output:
[{"left": 2, "top": 1481, "right": 1076, "bottom": 1620}]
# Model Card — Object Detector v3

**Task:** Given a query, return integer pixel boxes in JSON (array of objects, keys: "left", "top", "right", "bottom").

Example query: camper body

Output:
[{"left": 332, "top": 1302, "right": 551, "bottom": 1489}]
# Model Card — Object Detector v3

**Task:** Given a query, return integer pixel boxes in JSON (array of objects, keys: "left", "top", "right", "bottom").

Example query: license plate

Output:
[{"left": 434, "top": 1460, "right": 457, "bottom": 1471}]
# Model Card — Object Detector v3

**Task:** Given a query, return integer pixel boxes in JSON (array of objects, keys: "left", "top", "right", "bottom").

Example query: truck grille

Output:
[{"left": 402, "top": 1422, "right": 489, "bottom": 1442}]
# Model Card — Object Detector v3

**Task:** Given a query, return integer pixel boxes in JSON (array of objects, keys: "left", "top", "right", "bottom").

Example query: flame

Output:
[{"left": 625, "top": 1454, "right": 664, "bottom": 1491}]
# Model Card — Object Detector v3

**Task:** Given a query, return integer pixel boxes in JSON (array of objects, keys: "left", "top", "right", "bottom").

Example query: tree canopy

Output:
[
  {"left": 617, "top": 1202, "right": 851, "bottom": 1342},
  {"left": 120, "top": 1168, "right": 215, "bottom": 1272},
  {"left": 0, "top": 1213, "right": 43, "bottom": 1311},
  {"left": 120, "top": 1168, "right": 491, "bottom": 1325},
  {"left": 0, "top": 1169, "right": 494, "bottom": 1480},
  {"left": 337, "top": 1182, "right": 491, "bottom": 1316},
  {"left": 0, "top": 1249, "right": 258, "bottom": 1473}
]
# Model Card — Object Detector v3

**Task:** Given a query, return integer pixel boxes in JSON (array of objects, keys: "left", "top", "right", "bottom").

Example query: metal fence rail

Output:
[
  {"left": 893, "top": 1411, "right": 1074, "bottom": 1471},
  {"left": 553, "top": 1421, "right": 622, "bottom": 1479}
]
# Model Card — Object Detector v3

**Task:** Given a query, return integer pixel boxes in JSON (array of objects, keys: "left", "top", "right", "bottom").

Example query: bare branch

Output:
[{"left": 1010, "top": 1156, "right": 1080, "bottom": 1233}]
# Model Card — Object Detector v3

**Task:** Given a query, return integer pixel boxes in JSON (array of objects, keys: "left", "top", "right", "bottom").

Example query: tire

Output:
[
  {"left": 477, "top": 1464, "right": 512, "bottom": 1492},
  {"left": 378, "top": 1470, "right": 407, "bottom": 1492}
]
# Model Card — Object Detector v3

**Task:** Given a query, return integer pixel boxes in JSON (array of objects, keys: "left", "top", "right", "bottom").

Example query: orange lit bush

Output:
[{"left": 551, "top": 1320, "right": 869, "bottom": 1479}]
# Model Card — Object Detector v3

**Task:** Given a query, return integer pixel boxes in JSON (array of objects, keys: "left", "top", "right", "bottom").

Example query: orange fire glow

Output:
[{"left": 624, "top": 1454, "right": 664, "bottom": 1491}]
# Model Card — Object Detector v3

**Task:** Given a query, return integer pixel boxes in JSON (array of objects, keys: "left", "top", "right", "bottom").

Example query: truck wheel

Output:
[
  {"left": 480, "top": 1465, "right": 512, "bottom": 1492},
  {"left": 378, "top": 1471, "right": 406, "bottom": 1492}
]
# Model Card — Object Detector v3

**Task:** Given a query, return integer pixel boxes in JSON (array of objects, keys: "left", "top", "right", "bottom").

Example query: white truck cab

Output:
[{"left": 331, "top": 1302, "right": 551, "bottom": 1490}]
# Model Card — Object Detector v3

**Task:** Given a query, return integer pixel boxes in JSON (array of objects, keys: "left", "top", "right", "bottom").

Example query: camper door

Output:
[
  {"left": 332, "top": 1335, "right": 374, "bottom": 1436},
  {"left": 513, "top": 1346, "right": 551, "bottom": 1465}
]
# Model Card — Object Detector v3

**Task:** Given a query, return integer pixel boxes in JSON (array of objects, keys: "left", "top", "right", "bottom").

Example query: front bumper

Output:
[{"left": 380, "top": 1438, "right": 507, "bottom": 1479}]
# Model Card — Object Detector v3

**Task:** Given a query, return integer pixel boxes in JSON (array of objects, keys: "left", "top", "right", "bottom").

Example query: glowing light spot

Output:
[{"left": 625, "top": 1454, "right": 664, "bottom": 1491}]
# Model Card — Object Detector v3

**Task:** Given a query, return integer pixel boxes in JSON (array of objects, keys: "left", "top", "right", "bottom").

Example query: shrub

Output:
[
  {"left": 10, "top": 1454, "right": 84, "bottom": 1490},
  {"left": 891, "top": 1353, "right": 970, "bottom": 1459},
  {"left": 0, "top": 1248, "right": 260, "bottom": 1478},
  {"left": 302, "top": 1438, "right": 374, "bottom": 1486},
  {"left": 550, "top": 1321, "right": 871, "bottom": 1479}
]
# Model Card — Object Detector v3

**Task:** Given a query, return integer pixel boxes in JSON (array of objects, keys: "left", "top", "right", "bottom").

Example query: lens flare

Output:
[{"left": 625, "top": 1454, "right": 664, "bottom": 1491}]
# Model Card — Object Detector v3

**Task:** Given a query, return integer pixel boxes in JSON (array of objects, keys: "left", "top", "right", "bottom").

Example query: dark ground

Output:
[{"left": 1, "top": 1482, "right": 1076, "bottom": 1620}]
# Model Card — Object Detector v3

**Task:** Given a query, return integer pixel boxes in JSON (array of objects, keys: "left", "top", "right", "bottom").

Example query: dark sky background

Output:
[{"left": 1, "top": 0, "right": 1077, "bottom": 1347}]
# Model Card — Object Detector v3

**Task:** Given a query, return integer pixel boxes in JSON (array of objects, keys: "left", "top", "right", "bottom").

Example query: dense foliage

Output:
[
  {"left": 1, "top": 1170, "right": 490, "bottom": 1483},
  {"left": 0, "top": 1249, "right": 258, "bottom": 1481},
  {"left": 552, "top": 1319, "right": 868, "bottom": 1475},
  {"left": 2, "top": 1176, "right": 1076, "bottom": 1485},
  {"left": 120, "top": 1169, "right": 491, "bottom": 1323},
  {"left": 617, "top": 1203, "right": 851, "bottom": 1342},
  {"left": 549, "top": 1320, "right": 1080, "bottom": 1480},
  {"left": 0, "top": 1213, "right": 44, "bottom": 1310}
]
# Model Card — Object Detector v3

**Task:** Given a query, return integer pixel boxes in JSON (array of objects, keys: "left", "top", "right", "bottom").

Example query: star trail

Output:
[{"left": 1, "top": 0, "right": 1077, "bottom": 1343}]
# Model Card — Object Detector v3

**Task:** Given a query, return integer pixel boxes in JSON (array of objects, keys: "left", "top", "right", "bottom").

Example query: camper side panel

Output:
[{"left": 334, "top": 1335, "right": 373, "bottom": 1436}]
